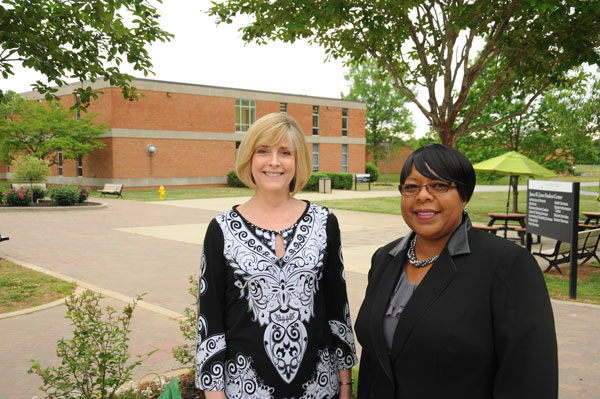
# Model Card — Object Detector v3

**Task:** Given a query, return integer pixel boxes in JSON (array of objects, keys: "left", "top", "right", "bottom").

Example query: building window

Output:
[
  {"left": 58, "top": 151, "right": 63, "bottom": 176},
  {"left": 235, "top": 99, "right": 256, "bottom": 132},
  {"left": 342, "top": 144, "right": 348, "bottom": 172},
  {"left": 280, "top": 103, "right": 287, "bottom": 114},
  {"left": 312, "top": 144, "right": 319, "bottom": 171},
  {"left": 235, "top": 141, "right": 241, "bottom": 159},
  {"left": 6, "top": 165, "right": 9, "bottom": 173},
  {"left": 74, "top": 94, "right": 80, "bottom": 120},
  {"left": 342, "top": 108, "right": 348, "bottom": 137},
  {"left": 312, "top": 106, "right": 319, "bottom": 136},
  {"left": 77, "top": 155, "right": 83, "bottom": 177}
]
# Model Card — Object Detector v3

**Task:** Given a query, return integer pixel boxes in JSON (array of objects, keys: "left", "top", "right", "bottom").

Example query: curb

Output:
[
  {"left": 0, "top": 202, "right": 107, "bottom": 212},
  {"left": 0, "top": 286, "right": 85, "bottom": 320},
  {"left": 0, "top": 255, "right": 184, "bottom": 320}
]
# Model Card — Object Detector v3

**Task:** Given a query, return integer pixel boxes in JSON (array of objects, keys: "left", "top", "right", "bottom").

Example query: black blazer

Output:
[{"left": 355, "top": 218, "right": 558, "bottom": 399}]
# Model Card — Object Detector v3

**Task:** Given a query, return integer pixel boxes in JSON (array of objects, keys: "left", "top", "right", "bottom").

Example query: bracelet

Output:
[{"left": 339, "top": 378, "right": 354, "bottom": 386}]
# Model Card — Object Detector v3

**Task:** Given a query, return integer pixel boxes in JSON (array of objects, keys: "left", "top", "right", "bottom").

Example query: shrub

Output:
[
  {"left": 50, "top": 186, "right": 78, "bottom": 206},
  {"left": 365, "top": 163, "right": 380, "bottom": 182},
  {"left": 227, "top": 170, "right": 247, "bottom": 188},
  {"left": 327, "top": 172, "right": 353, "bottom": 190},
  {"left": 12, "top": 154, "right": 50, "bottom": 185},
  {"left": 77, "top": 186, "right": 91, "bottom": 203},
  {"left": 172, "top": 274, "right": 199, "bottom": 370},
  {"left": 31, "top": 186, "right": 47, "bottom": 202},
  {"left": 304, "top": 172, "right": 329, "bottom": 191},
  {"left": 304, "top": 172, "right": 354, "bottom": 192},
  {"left": 2, "top": 187, "right": 32, "bottom": 206},
  {"left": 28, "top": 291, "right": 153, "bottom": 399}
]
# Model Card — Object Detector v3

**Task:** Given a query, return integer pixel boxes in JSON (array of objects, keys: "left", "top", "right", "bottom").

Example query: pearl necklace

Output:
[{"left": 407, "top": 236, "right": 439, "bottom": 268}]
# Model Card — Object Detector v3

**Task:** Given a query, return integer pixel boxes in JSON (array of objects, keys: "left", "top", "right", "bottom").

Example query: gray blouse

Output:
[{"left": 383, "top": 266, "right": 418, "bottom": 352}]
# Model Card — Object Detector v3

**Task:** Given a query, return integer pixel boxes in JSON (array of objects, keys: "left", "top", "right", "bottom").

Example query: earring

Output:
[{"left": 463, "top": 205, "right": 468, "bottom": 213}]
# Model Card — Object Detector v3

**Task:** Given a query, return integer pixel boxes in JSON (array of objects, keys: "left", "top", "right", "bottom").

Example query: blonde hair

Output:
[{"left": 236, "top": 113, "right": 312, "bottom": 195}]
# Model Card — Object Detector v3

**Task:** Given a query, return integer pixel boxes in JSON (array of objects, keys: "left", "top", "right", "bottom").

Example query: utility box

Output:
[{"left": 319, "top": 177, "right": 332, "bottom": 194}]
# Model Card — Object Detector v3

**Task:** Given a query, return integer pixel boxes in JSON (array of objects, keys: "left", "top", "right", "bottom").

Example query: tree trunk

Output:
[
  {"left": 511, "top": 175, "right": 520, "bottom": 213},
  {"left": 437, "top": 124, "right": 456, "bottom": 148}
]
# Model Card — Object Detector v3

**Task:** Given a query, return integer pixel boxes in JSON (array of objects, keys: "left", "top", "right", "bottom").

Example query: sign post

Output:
[{"left": 527, "top": 181, "right": 580, "bottom": 299}]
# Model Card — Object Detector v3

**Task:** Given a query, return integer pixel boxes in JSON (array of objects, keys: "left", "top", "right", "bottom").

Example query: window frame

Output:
[
  {"left": 312, "top": 105, "right": 319, "bottom": 136},
  {"left": 58, "top": 151, "right": 63, "bottom": 176},
  {"left": 235, "top": 99, "right": 256, "bottom": 133},
  {"left": 342, "top": 108, "right": 348, "bottom": 137},
  {"left": 342, "top": 144, "right": 348, "bottom": 173},
  {"left": 312, "top": 143, "right": 319, "bottom": 171}
]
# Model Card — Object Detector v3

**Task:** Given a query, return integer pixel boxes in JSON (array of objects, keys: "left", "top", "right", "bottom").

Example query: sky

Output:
[{"left": 3, "top": 0, "right": 429, "bottom": 136}]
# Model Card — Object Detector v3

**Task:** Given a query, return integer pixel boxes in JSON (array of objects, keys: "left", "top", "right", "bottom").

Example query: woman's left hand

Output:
[
  {"left": 338, "top": 369, "right": 353, "bottom": 399},
  {"left": 339, "top": 383, "right": 352, "bottom": 399}
]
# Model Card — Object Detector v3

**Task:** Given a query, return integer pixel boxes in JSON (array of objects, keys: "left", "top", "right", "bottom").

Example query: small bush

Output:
[
  {"left": 12, "top": 154, "right": 50, "bottom": 185},
  {"left": 304, "top": 172, "right": 354, "bottom": 191},
  {"left": 304, "top": 172, "right": 329, "bottom": 191},
  {"left": 28, "top": 291, "right": 152, "bottom": 399},
  {"left": 50, "top": 186, "right": 78, "bottom": 206},
  {"left": 172, "top": 275, "right": 199, "bottom": 370},
  {"left": 327, "top": 173, "right": 353, "bottom": 190},
  {"left": 31, "top": 186, "right": 47, "bottom": 202},
  {"left": 2, "top": 187, "right": 32, "bottom": 206},
  {"left": 77, "top": 186, "right": 91, "bottom": 203},
  {"left": 365, "top": 163, "right": 380, "bottom": 182},
  {"left": 227, "top": 170, "right": 247, "bottom": 188}
]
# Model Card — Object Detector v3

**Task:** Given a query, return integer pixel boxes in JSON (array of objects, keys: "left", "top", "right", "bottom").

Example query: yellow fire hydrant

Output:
[{"left": 158, "top": 185, "right": 165, "bottom": 200}]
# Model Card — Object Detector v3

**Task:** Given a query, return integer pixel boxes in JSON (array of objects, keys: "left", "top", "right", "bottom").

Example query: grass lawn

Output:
[
  {"left": 544, "top": 264, "right": 600, "bottom": 305},
  {"left": 0, "top": 259, "right": 76, "bottom": 314},
  {"left": 315, "top": 190, "right": 600, "bottom": 223},
  {"left": 88, "top": 186, "right": 255, "bottom": 201}
]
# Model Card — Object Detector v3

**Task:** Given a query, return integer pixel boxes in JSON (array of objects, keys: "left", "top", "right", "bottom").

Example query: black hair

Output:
[{"left": 400, "top": 144, "right": 476, "bottom": 202}]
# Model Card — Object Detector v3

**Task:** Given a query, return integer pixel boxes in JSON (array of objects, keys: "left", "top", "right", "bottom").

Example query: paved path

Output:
[{"left": 0, "top": 188, "right": 599, "bottom": 398}]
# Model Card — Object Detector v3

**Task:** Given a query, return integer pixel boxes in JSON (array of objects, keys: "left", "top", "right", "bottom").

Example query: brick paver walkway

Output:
[{"left": 1, "top": 193, "right": 598, "bottom": 398}]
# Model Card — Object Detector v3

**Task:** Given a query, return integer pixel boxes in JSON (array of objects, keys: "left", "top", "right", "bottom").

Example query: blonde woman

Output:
[{"left": 195, "top": 113, "right": 358, "bottom": 398}]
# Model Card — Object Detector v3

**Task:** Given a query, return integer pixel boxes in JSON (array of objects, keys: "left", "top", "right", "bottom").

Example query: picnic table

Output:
[
  {"left": 487, "top": 212, "right": 527, "bottom": 239},
  {"left": 582, "top": 211, "right": 600, "bottom": 225}
]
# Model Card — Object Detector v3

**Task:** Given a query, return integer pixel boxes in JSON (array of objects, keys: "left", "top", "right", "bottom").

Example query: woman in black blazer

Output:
[{"left": 355, "top": 144, "right": 558, "bottom": 398}]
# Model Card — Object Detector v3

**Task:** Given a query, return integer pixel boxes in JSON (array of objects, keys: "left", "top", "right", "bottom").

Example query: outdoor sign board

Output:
[
  {"left": 527, "top": 180, "right": 580, "bottom": 298},
  {"left": 527, "top": 180, "right": 578, "bottom": 242}
]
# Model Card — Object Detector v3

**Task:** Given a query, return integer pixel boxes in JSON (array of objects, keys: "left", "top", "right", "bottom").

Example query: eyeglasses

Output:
[{"left": 399, "top": 182, "right": 455, "bottom": 196}]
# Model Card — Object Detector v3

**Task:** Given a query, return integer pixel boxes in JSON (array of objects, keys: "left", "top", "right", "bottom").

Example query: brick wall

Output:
[{"left": 13, "top": 80, "right": 366, "bottom": 187}]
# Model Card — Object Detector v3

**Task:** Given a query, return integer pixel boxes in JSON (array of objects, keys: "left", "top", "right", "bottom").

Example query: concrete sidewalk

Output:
[{"left": 0, "top": 190, "right": 599, "bottom": 398}]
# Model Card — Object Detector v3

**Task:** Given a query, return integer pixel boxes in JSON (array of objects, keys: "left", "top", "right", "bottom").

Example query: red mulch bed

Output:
[{"left": 0, "top": 200, "right": 101, "bottom": 208}]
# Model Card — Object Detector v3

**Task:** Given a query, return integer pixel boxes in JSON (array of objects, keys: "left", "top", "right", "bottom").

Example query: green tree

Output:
[
  {"left": 457, "top": 63, "right": 541, "bottom": 212},
  {"left": 0, "top": 93, "right": 107, "bottom": 166},
  {"left": 12, "top": 154, "right": 51, "bottom": 186},
  {"left": 533, "top": 72, "right": 600, "bottom": 167},
  {"left": 343, "top": 58, "right": 414, "bottom": 163},
  {"left": 209, "top": 0, "right": 600, "bottom": 147},
  {"left": 0, "top": 0, "right": 173, "bottom": 106}
]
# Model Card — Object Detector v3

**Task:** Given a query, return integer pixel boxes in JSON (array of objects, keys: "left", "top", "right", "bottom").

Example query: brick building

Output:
[{"left": 3, "top": 79, "right": 366, "bottom": 188}]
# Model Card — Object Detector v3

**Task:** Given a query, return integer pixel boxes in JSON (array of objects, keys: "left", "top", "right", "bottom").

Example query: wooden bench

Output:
[
  {"left": 98, "top": 184, "right": 124, "bottom": 198},
  {"left": 472, "top": 222, "right": 502, "bottom": 235},
  {"left": 533, "top": 228, "right": 600, "bottom": 274},
  {"left": 10, "top": 183, "right": 47, "bottom": 190},
  {"left": 354, "top": 173, "right": 371, "bottom": 190}
]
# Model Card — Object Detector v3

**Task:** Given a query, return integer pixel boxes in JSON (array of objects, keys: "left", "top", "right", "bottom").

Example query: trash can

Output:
[{"left": 319, "top": 177, "right": 332, "bottom": 194}]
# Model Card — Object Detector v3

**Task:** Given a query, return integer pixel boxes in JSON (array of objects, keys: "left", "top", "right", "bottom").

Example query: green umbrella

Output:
[{"left": 472, "top": 151, "right": 557, "bottom": 213}]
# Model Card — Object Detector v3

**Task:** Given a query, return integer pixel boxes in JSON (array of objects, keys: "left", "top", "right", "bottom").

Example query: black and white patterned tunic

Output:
[{"left": 195, "top": 201, "right": 358, "bottom": 398}]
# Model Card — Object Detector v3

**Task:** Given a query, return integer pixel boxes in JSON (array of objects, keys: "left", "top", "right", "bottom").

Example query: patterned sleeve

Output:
[
  {"left": 195, "top": 218, "right": 227, "bottom": 391},
  {"left": 324, "top": 211, "right": 359, "bottom": 370}
]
